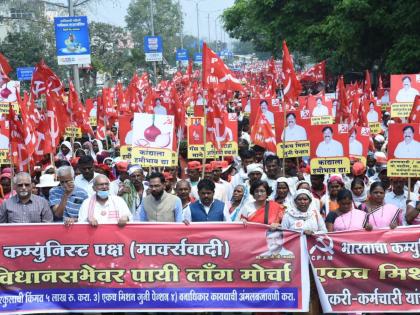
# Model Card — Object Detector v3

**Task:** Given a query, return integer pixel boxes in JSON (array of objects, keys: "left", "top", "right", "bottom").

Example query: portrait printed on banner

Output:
[
  {"left": 390, "top": 74, "right": 420, "bottom": 103},
  {"left": 257, "top": 230, "right": 295, "bottom": 259},
  {"left": 388, "top": 123, "right": 420, "bottom": 159}
]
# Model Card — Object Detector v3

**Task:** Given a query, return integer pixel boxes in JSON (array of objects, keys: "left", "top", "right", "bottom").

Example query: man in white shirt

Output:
[
  {"left": 394, "top": 125, "right": 420, "bottom": 158},
  {"left": 282, "top": 112, "right": 307, "bottom": 141},
  {"left": 153, "top": 98, "right": 167, "bottom": 115},
  {"left": 385, "top": 178, "right": 408, "bottom": 225},
  {"left": 396, "top": 76, "right": 419, "bottom": 103},
  {"left": 316, "top": 126, "right": 344, "bottom": 157},
  {"left": 366, "top": 102, "right": 379, "bottom": 122},
  {"left": 257, "top": 230, "right": 294, "bottom": 259},
  {"left": 349, "top": 129, "right": 363, "bottom": 156},
  {"left": 74, "top": 156, "right": 99, "bottom": 196},
  {"left": 312, "top": 97, "right": 329, "bottom": 117},
  {"left": 260, "top": 100, "right": 274, "bottom": 125},
  {"left": 78, "top": 174, "right": 132, "bottom": 226}
]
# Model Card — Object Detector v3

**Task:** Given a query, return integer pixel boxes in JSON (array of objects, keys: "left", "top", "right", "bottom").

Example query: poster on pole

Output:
[
  {"left": 54, "top": 16, "right": 91, "bottom": 65},
  {"left": 390, "top": 74, "right": 420, "bottom": 118},
  {"left": 144, "top": 36, "right": 163, "bottom": 62}
]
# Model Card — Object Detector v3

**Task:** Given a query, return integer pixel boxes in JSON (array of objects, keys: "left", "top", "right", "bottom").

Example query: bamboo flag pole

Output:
[{"left": 201, "top": 102, "right": 207, "bottom": 179}]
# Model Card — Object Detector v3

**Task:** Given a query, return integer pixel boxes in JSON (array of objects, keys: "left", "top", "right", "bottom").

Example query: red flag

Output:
[
  {"left": 127, "top": 74, "right": 142, "bottom": 113},
  {"left": 281, "top": 40, "right": 302, "bottom": 105},
  {"left": 250, "top": 106, "right": 277, "bottom": 152},
  {"left": 116, "top": 82, "right": 129, "bottom": 113},
  {"left": 68, "top": 81, "right": 94, "bottom": 136},
  {"left": 300, "top": 60, "right": 326, "bottom": 83},
  {"left": 30, "top": 60, "right": 63, "bottom": 99},
  {"left": 336, "top": 75, "right": 351, "bottom": 123},
  {"left": 202, "top": 42, "right": 244, "bottom": 92},
  {"left": 266, "top": 57, "right": 277, "bottom": 96},
  {"left": 0, "top": 53, "right": 11, "bottom": 87},
  {"left": 364, "top": 70, "right": 373, "bottom": 99},
  {"left": 408, "top": 95, "right": 420, "bottom": 123}
]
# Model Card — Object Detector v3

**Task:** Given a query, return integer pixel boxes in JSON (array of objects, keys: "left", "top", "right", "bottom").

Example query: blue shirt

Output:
[{"left": 49, "top": 186, "right": 89, "bottom": 220}]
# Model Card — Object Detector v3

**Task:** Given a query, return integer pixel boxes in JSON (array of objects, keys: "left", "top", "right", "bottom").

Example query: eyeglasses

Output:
[
  {"left": 17, "top": 183, "right": 31, "bottom": 188},
  {"left": 95, "top": 183, "right": 109, "bottom": 187},
  {"left": 254, "top": 189, "right": 267, "bottom": 195}
]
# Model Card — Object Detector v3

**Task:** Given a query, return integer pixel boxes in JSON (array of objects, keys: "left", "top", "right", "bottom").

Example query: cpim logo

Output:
[{"left": 309, "top": 234, "right": 334, "bottom": 261}]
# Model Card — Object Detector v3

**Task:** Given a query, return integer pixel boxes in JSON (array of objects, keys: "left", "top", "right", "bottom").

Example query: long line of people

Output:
[{"left": 0, "top": 139, "right": 418, "bottom": 233}]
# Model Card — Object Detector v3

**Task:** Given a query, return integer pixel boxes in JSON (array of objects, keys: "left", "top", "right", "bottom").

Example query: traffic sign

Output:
[
  {"left": 176, "top": 49, "right": 188, "bottom": 61},
  {"left": 16, "top": 67, "right": 35, "bottom": 81}
]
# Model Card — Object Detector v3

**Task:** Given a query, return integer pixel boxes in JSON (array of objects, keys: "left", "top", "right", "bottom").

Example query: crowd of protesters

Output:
[{"left": 0, "top": 108, "right": 418, "bottom": 232}]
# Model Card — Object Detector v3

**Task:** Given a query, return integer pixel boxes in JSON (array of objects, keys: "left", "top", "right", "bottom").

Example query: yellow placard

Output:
[
  {"left": 186, "top": 107, "right": 194, "bottom": 115},
  {"left": 120, "top": 145, "right": 132, "bottom": 161},
  {"left": 391, "top": 103, "right": 412, "bottom": 118},
  {"left": 0, "top": 150, "right": 9, "bottom": 165},
  {"left": 0, "top": 102, "right": 19, "bottom": 114},
  {"left": 64, "top": 126, "right": 82, "bottom": 138},
  {"left": 310, "top": 157, "right": 350, "bottom": 175},
  {"left": 276, "top": 141, "right": 310, "bottom": 158},
  {"left": 387, "top": 159, "right": 420, "bottom": 177},
  {"left": 381, "top": 104, "right": 389, "bottom": 112},
  {"left": 170, "top": 152, "right": 178, "bottom": 167},
  {"left": 131, "top": 147, "right": 175, "bottom": 167},
  {"left": 311, "top": 116, "right": 334, "bottom": 125},
  {"left": 188, "top": 142, "right": 238, "bottom": 159},
  {"left": 369, "top": 122, "right": 382, "bottom": 134},
  {"left": 89, "top": 117, "right": 97, "bottom": 127}
]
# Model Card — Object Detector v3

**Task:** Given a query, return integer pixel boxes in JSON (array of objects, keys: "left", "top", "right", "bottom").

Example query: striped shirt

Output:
[
  {"left": 0, "top": 195, "right": 53, "bottom": 223},
  {"left": 49, "top": 186, "right": 89, "bottom": 220}
]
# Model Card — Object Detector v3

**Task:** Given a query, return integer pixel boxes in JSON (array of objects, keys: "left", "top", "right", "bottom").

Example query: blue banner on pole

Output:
[
  {"left": 176, "top": 49, "right": 188, "bottom": 61},
  {"left": 54, "top": 16, "right": 91, "bottom": 65},
  {"left": 16, "top": 67, "right": 35, "bottom": 81},
  {"left": 194, "top": 53, "right": 202, "bottom": 63},
  {"left": 144, "top": 36, "right": 163, "bottom": 53}
]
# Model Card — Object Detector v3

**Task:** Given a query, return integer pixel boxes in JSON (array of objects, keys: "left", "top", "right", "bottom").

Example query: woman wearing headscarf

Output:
[
  {"left": 351, "top": 177, "right": 367, "bottom": 208},
  {"left": 326, "top": 189, "right": 370, "bottom": 232},
  {"left": 92, "top": 139, "right": 104, "bottom": 155},
  {"left": 228, "top": 184, "right": 248, "bottom": 222},
  {"left": 82, "top": 141, "right": 97, "bottom": 161},
  {"left": 241, "top": 180, "right": 285, "bottom": 228},
  {"left": 295, "top": 180, "right": 321, "bottom": 212},
  {"left": 281, "top": 189, "right": 327, "bottom": 235},
  {"left": 274, "top": 177, "right": 293, "bottom": 210},
  {"left": 57, "top": 141, "right": 73, "bottom": 162}
]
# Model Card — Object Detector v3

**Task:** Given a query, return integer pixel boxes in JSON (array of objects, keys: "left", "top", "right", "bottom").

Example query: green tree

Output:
[
  {"left": 125, "top": 0, "right": 183, "bottom": 67},
  {"left": 222, "top": 0, "right": 420, "bottom": 74}
]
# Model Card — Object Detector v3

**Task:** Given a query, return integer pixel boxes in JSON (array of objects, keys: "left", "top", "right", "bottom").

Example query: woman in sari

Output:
[
  {"left": 241, "top": 180, "right": 285, "bottom": 228},
  {"left": 274, "top": 177, "right": 293, "bottom": 210},
  {"left": 320, "top": 174, "right": 345, "bottom": 217},
  {"left": 351, "top": 177, "right": 367, "bottom": 208},
  {"left": 361, "top": 182, "right": 402, "bottom": 229},
  {"left": 228, "top": 184, "right": 248, "bottom": 222},
  {"left": 326, "top": 189, "right": 370, "bottom": 232},
  {"left": 281, "top": 189, "right": 327, "bottom": 235}
]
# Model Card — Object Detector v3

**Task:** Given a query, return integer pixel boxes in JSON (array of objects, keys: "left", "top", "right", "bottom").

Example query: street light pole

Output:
[
  {"left": 178, "top": 0, "right": 183, "bottom": 49},
  {"left": 196, "top": 2, "right": 200, "bottom": 53},
  {"left": 149, "top": 0, "right": 157, "bottom": 85},
  {"left": 68, "top": 0, "right": 81, "bottom": 95}
]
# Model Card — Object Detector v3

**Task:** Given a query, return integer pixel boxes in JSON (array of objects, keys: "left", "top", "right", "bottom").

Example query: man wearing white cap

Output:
[
  {"left": 373, "top": 134, "right": 385, "bottom": 152},
  {"left": 118, "top": 165, "right": 148, "bottom": 215},
  {"left": 37, "top": 174, "right": 60, "bottom": 202}
]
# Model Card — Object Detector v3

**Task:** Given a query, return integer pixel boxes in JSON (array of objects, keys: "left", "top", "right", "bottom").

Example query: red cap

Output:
[
  {"left": 0, "top": 173, "right": 11, "bottom": 179},
  {"left": 352, "top": 162, "right": 366, "bottom": 176},
  {"left": 204, "top": 164, "right": 213, "bottom": 173},
  {"left": 187, "top": 161, "right": 202, "bottom": 170},
  {"left": 116, "top": 161, "right": 129, "bottom": 172},
  {"left": 163, "top": 172, "right": 173, "bottom": 180}
]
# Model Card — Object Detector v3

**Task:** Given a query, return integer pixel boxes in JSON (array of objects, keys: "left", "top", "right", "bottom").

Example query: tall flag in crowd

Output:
[{"left": 281, "top": 40, "right": 301, "bottom": 105}]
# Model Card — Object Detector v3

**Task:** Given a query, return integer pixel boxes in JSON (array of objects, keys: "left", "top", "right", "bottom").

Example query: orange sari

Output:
[{"left": 247, "top": 201, "right": 285, "bottom": 224}]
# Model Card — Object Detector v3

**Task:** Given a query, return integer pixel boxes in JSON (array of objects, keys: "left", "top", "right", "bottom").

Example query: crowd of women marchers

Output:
[{"left": 0, "top": 125, "right": 418, "bottom": 231}]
